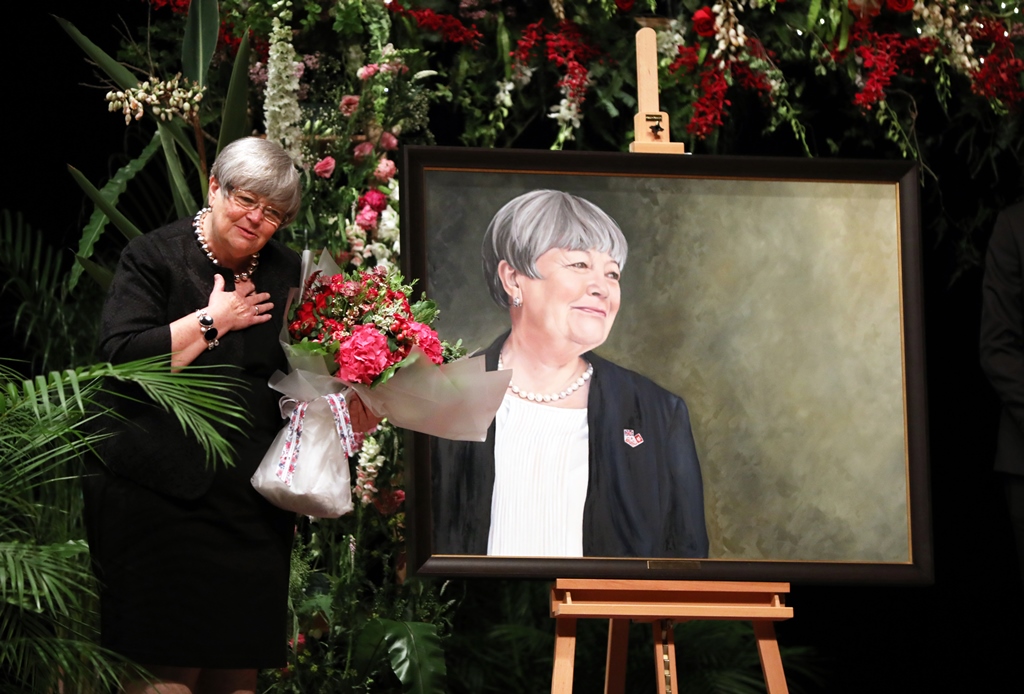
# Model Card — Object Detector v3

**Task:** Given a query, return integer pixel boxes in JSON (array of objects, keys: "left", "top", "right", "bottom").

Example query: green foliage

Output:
[
  {"left": 0, "top": 211, "right": 102, "bottom": 372},
  {"left": 183, "top": 0, "right": 221, "bottom": 89},
  {"left": 0, "top": 357, "right": 250, "bottom": 692}
]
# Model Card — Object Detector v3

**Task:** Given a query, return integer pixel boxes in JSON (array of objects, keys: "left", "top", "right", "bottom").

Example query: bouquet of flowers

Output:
[
  {"left": 287, "top": 263, "right": 445, "bottom": 387},
  {"left": 252, "top": 249, "right": 509, "bottom": 518}
]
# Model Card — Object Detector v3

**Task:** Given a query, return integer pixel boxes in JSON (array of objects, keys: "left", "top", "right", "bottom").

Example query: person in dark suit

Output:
[
  {"left": 981, "top": 201, "right": 1024, "bottom": 585},
  {"left": 433, "top": 190, "right": 708, "bottom": 558},
  {"left": 82, "top": 137, "right": 373, "bottom": 694}
]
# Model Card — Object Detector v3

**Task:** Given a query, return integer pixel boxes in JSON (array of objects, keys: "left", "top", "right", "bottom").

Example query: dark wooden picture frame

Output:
[{"left": 400, "top": 146, "right": 931, "bottom": 584}]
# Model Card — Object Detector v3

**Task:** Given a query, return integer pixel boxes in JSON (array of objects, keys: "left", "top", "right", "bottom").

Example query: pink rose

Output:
[
  {"left": 313, "top": 156, "right": 336, "bottom": 178},
  {"left": 692, "top": 7, "right": 716, "bottom": 38},
  {"left": 335, "top": 324, "right": 391, "bottom": 384},
  {"left": 358, "top": 189, "right": 389, "bottom": 212},
  {"left": 353, "top": 141, "right": 375, "bottom": 161},
  {"left": 355, "top": 205, "right": 379, "bottom": 231},
  {"left": 357, "top": 63, "right": 379, "bottom": 80},
  {"left": 379, "top": 132, "right": 399, "bottom": 150},
  {"left": 339, "top": 95, "right": 360, "bottom": 116},
  {"left": 373, "top": 158, "right": 397, "bottom": 182}
]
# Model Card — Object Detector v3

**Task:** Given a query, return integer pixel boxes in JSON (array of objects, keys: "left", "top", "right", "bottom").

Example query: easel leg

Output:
[
  {"left": 753, "top": 621, "right": 790, "bottom": 694},
  {"left": 652, "top": 619, "right": 678, "bottom": 694},
  {"left": 604, "top": 618, "right": 629, "bottom": 694},
  {"left": 551, "top": 617, "right": 577, "bottom": 694}
]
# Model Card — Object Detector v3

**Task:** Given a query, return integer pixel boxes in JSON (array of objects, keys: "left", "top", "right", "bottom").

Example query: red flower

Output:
[
  {"left": 336, "top": 324, "right": 393, "bottom": 384},
  {"left": 313, "top": 156, "right": 336, "bottom": 178},
  {"left": 373, "top": 488, "right": 406, "bottom": 515},
  {"left": 687, "top": 67, "right": 731, "bottom": 139},
  {"left": 388, "top": 2, "right": 482, "bottom": 48},
  {"left": 668, "top": 45, "right": 701, "bottom": 74},
  {"left": 885, "top": 0, "right": 913, "bottom": 12},
  {"left": 359, "top": 189, "right": 389, "bottom": 212},
  {"left": 615, "top": 0, "right": 635, "bottom": 11},
  {"left": 149, "top": 0, "right": 190, "bottom": 13},
  {"left": 692, "top": 7, "right": 717, "bottom": 38}
]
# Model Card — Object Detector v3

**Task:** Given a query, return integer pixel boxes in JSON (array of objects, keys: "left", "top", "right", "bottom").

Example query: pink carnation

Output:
[
  {"left": 374, "top": 158, "right": 397, "bottom": 182},
  {"left": 358, "top": 189, "right": 389, "bottom": 212},
  {"left": 357, "top": 63, "right": 379, "bottom": 80},
  {"left": 313, "top": 156, "right": 336, "bottom": 178},
  {"left": 339, "top": 95, "right": 360, "bottom": 116},
  {"left": 354, "top": 141, "right": 375, "bottom": 161},
  {"left": 379, "top": 132, "right": 399, "bottom": 150},
  {"left": 355, "top": 205, "right": 379, "bottom": 231},
  {"left": 336, "top": 324, "right": 392, "bottom": 384}
]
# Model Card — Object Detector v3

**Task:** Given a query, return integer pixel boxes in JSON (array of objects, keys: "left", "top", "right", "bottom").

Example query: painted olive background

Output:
[{"left": 423, "top": 170, "right": 909, "bottom": 563}]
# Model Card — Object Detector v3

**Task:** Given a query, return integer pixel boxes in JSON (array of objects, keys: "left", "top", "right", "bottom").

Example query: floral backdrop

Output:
[{"left": 4, "top": 0, "right": 1024, "bottom": 691}]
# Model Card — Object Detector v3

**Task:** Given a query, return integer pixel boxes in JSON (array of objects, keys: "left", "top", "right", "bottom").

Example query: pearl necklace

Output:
[
  {"left": 498, "top": 353, "right": 593, "bottom": 403},
  {"left": 193, "top": 207, "right": 260, "bottom": 282}
]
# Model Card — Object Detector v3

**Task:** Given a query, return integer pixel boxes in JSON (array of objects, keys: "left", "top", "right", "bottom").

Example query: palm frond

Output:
[
  {"left": 0, "top": 541, "right": 93, "bottom": 616},
  {"left": 2, "top": 356, "right": 249, "bottom": 468},
  {"left": 0, "top": 211, "right": 101, "bottom": 371}
]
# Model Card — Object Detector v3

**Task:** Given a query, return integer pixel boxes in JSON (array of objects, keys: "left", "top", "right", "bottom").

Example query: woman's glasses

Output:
[{"left": 226, "top": 186, "right": 285, "bottom": 228}]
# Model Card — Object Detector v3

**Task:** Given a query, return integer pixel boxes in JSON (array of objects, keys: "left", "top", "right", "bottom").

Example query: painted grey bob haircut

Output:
[
  {"left": 481, "top": 189, "right": 629, "bottom": 308},
  {"left": 210, "top": 137, "right": 302, "bottom": 227}
]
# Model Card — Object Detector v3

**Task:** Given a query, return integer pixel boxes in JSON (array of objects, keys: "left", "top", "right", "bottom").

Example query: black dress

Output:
[{"left": 82, "top": 218, "right": 300, "bottom": 668}]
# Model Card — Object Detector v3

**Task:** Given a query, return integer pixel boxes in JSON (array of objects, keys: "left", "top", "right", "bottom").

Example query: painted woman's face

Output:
[{"left": 515, "top": 247, "right": 621, "bottom": 354}]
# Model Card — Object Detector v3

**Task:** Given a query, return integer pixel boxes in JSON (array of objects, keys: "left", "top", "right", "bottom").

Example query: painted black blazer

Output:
[
  {"left": 981, "top": 202, "right": 1024, "bottom": 476},
  {"left": 432, "top": 333, "right": 709, "bottom": 558}
]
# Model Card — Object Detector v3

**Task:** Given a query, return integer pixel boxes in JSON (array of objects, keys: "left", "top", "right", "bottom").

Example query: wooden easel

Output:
[
  {"left": 630, "top": 27, "right": 687, "bottom": 155},
  {"left": 549, "top": 579, "right": 793, "bottom": 694}
]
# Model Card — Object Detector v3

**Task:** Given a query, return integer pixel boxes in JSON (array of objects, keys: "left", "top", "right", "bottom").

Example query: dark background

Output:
[{"left": 11, "top": 2, "right": 1024, "bottom": 691}]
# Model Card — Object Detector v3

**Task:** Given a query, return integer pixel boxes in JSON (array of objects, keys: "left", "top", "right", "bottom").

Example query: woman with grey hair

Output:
[
  {"left": 433, "top": 190, "right": 708, "bottom": 559},
  {"left": 83, "top": 137, "right": 375, "bottom": 693}
]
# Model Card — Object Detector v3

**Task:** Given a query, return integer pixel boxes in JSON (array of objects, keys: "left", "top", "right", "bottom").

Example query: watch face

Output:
[{"left": 203, "top": 327, "right": 219, "bottom": 341}]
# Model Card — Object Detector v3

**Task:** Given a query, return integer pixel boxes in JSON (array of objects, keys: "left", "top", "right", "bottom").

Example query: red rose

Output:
[
  {"left": 692, "top": 7, "right": 716, "bottom": 38},
  {"left": 336, "top": 324, "right": 392, "bottom": 384},
  {"left": 615, "top": 0, "right": 635, "bottom": 12},
  {"left": 885, "top": 0, "right": 912, "bottom": 12}
]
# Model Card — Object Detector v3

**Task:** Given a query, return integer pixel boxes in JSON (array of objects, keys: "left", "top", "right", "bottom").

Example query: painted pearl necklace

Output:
[
  {"left": 498, "top": 354, "right": 593, "bottom": 403},
  {"left": 193, "top": 207, "right": 260, "bottom": 282}
]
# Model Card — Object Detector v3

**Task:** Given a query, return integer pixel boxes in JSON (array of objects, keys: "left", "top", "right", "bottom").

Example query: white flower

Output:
[
  {"left": 548, "top": 97, "right": 582, "bottom": 130},
  {"left": 265, "top": 13, "right": 304, "bottom": 163},
  {"left": 378, "top": 207, "right": 400, "bottom": 242},
  {"left": 495, "top": 80, "right": 515, "bottom": 108}
]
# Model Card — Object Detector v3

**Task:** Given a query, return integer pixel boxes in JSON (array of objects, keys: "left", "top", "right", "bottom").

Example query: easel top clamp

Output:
[{"left": 630, "top": 27, "right": 687, "bottom": 155}]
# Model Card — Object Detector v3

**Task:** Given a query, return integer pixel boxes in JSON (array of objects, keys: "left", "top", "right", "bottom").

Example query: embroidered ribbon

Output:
[{"left": 275, "top": 393, "right": 356, "bottom": 486}]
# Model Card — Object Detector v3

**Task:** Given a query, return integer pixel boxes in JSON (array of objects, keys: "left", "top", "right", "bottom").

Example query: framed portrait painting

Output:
[{"left": 400, "top": 146, "right": 931, "bottom": 584}]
